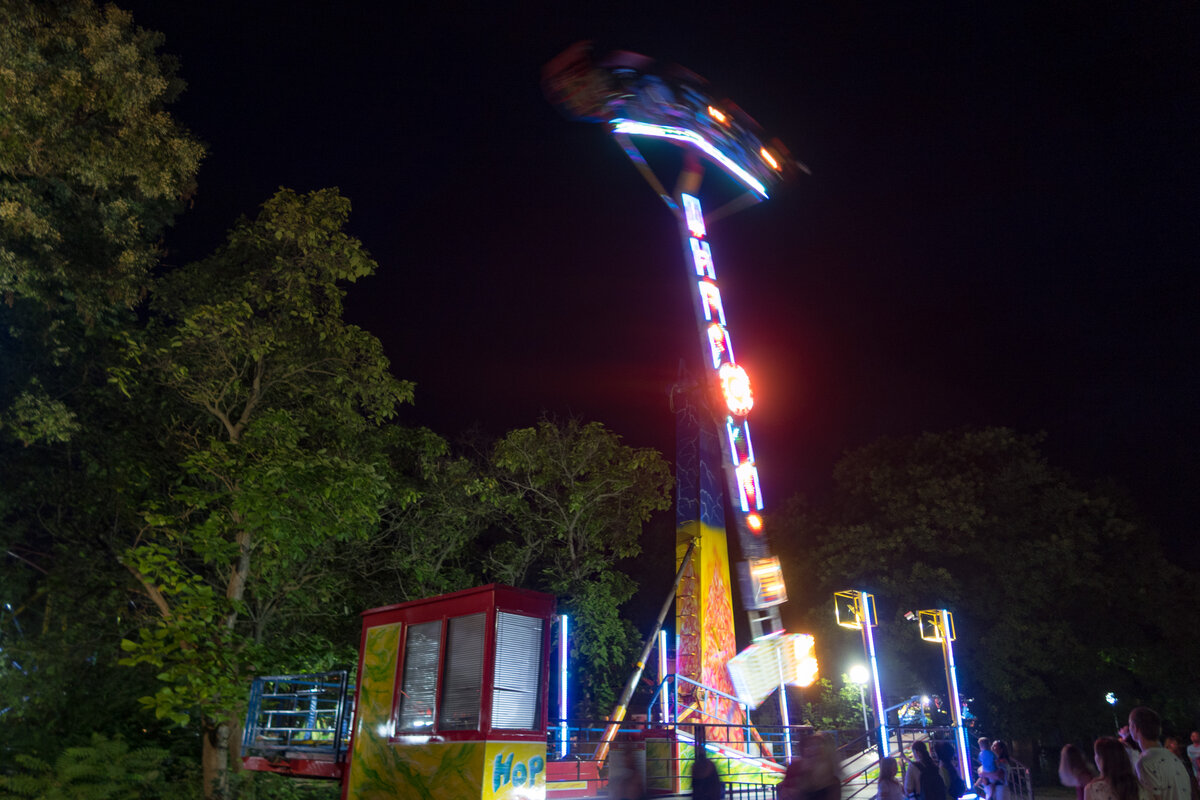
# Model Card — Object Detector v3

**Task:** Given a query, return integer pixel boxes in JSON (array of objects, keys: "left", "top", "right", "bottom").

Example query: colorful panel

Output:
[
  {"left": 483, "top": 741, "right": 547, "bottom": 800},
  {"left": 346, "top": 623, "right": 536, "bottom": 800}
]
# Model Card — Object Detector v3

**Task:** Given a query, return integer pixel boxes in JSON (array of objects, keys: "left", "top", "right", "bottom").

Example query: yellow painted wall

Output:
[
  {"left": 344, "top": 622, "right": 547, "bottom": 800},
  {"left": 676, "top": 522, "right": 742, "bottom": 740}
]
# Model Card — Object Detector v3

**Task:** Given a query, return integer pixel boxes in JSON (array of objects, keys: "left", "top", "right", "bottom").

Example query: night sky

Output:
[{"left": 121, "top": 2, "right": 1199, "bottom": 573}]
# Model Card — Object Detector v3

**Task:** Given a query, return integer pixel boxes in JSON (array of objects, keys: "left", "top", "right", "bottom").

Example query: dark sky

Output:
[{"left": 123, "top": 2, "right": 1199, "bottom": 566}]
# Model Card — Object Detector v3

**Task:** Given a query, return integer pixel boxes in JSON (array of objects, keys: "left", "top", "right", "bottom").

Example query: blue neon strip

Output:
[
  {"left": 612, "top": 119, "right": 770, "bottom": 198},
  {"left": 942, "top": 610, "right": 971, "bottom": 786},
  {"left": 658, "top": 629, "right": 669, "bottom": 723},
  {"left": 862, "top": 592, "right": 889, "bottom": 757},
  {"left": 560, "top": 614, "right": 569, "bottom": 758}
]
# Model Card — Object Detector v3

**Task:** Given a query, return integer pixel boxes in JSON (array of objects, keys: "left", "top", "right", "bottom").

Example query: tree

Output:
[
  {"left": 774, "top": 427, "right": 1197, "bottom": 742},
  {"left": 0, "top": 0, "right": 203, "bottom": 320},
  {"left": 1, "top": 2, "right": 205, "bottom": 757},
  {"left": 347, "top": 426, "right": 498, "bottom": 609},
  {"left": 488, "top": 417, "right": 673, "bottom": 713},
  {"left": 115, "top": 188, "right": 411, "bottom": 800}
]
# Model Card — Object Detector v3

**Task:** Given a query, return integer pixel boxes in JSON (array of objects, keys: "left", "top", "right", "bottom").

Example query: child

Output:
[{"left": 975, "top": 737, "right": 998, "bottom": 800}]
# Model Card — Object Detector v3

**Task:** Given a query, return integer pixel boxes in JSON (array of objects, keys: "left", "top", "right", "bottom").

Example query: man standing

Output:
[
  {"left": 1129, "top": 707, "right": 1192, "bottom": 800},
  {"left": 1187, "top": 733, "right": 1200, "bottom": 779}
]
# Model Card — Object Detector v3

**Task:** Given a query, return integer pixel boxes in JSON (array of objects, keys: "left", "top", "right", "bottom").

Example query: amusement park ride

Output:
[{"left": 238, "top": 43, "right": 976, "bottom": 800}]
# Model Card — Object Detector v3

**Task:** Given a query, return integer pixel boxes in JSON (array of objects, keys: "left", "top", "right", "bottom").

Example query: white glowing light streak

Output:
[
  {"left": 690, "top": 238, "right": 716, "bottom": 278},
  {"left": 736, "top": 463, "right": 763, "bottom": 512},
  {"left": 861, "top": 592, "right": 890, "bottom": 757},
  {"left": 683, "top": 194, "right": 707, "bottom": 237},
  {"left": 679, "top": 732, "right": 788, "bottom": 774},
  {"left": 611, "top": 119, "right": 769, "bottom": 198},
  {"left": 657, "top": 629, "right": 669, "bottom": 723},
  {"left": 698, "top": 280, "right": 726, "bottom": 325},
  {"left": 943, "top": 609, "right": 972, "bottom": 788},
  {"left": 559, "top": 614, "right": 569, "bottom": 759}
]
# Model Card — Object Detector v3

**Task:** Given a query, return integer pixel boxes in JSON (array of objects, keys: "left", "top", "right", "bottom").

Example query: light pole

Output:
[
  {"left": 1106, "top": 692, "right": 1118, "bottom": 732},
  {"left": 850, "top": 664, "right": 870, "bottom": 732},
  {"left": 909, "top": 610, "right": 972, "bottom": 794},
  {"left": 835, "top": 590, "right": 889, "bottom": 756}
]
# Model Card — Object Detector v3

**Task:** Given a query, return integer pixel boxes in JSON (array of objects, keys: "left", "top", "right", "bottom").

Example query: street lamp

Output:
[
  {"left": 850, "top": 664, "right": 870, "bottom": 732},
  {"left": 1106, "top": 692, "right": 1118, "bottom": 732}
]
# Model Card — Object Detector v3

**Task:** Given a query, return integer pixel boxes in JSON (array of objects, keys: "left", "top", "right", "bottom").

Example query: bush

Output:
[{"left": 0, "top": 733, "right": 194, "bottom": 800}]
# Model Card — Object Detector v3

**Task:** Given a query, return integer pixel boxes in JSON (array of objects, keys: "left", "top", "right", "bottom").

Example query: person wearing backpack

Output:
[{"left": 905, "top": 741, "right": 949, "bottom": 800}]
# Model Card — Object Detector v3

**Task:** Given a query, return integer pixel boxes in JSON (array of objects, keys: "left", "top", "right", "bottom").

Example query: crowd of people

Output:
[
  {"left": 871, "top": 706, "right": 1198, "bottom": 800},
  {"left": 632, "top": 704, "right": 1199, "bottom": 800},
  {"left": 1056, "top": 707, "right": 1199, "bottom": 800}
]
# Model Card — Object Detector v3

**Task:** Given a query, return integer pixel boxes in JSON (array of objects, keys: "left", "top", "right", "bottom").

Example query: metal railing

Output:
[
  {"left": 545, "top": 718, "right": 896, "bottom": 799},
  {"left": 242, "top": 671, "right": 353, "bottom": 763}
]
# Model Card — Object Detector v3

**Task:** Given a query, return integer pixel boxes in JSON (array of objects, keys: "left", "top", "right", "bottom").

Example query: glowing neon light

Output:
[
  {"left": 749, "top": 557, "right": 786, "bottom": 605},
  {"left": 707, "top": 105, "right": 728, "bottom": 124},
  {"left": 725, "top": 419, "right": 756, "bottom": 466},
  {"left": 861, "top": 593, "right": 890, "bottom": 757},
  {"left": 706, "top": 323, "right": 732, "bottom": 368},
  {"left": 611, "top": 118, "right": 770, "bottom": 198},
  {"left": 942, "top": 609, "right": 972, "bottom": 789},
  {"left": 719, "top": 362, "right": 754, "bottom": 416},
  {"left": 726, "top": 420, "right": 743, "bottom": 465},
  {"left": 736, "top": 462, "right": 763, "bottom": 512},
  {"left": 657, "top": 629, "right": 669, "bottom": 723},
  {"left": 683, "top": 193, "right": 706, "bottom": 238},
  {"left": 689, "top": 238, "right": 716, "bottom": 278},
  {"left": 785, "top": 633, "right": 819, "bottom": 688},
  {"left": 760, "top": 147, "right": 780, "bottom": 171},
  {"left": 559, "top": 614, "right": 569, "bottom": 758},
  {"left": 698, "top": 280, "right": 726, "bottom": 325},
  {"left": 746, "top": 513, "right": 763, "bottom": 531}
]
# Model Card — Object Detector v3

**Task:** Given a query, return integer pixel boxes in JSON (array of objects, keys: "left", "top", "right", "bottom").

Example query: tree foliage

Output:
[
  {"left": 0, "top": 734, "right": 189, "bottom": 800},
  {"left": 0, "top": 0, "right": 203, "bottom": 319},
  {"left": 775, "top": 427, "right": 1197, "bottom": 741},
  {"left": 488, "top": 418, "right": 673, "bottom": 713},
  {"left": 109, "top": 188, "right": 410, "bottom": 797}
]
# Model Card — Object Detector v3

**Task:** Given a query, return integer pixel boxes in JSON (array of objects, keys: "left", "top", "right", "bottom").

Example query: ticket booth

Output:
[{"left": 343, "top": 584, "right": 555, "bottom": 800}]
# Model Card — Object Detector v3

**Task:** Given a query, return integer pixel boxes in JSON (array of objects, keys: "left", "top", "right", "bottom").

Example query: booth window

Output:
[
  {"left": 437, "top": 613, "right": 485, "bottom": 730},
  {"left": 492, "top": 612, "right": 544, "bottom": 729},
  {"left": 395, "top": 620, "right": 441, "bottom": 731}
]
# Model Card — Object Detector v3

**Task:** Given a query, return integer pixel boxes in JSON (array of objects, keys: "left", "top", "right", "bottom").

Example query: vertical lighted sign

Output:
[{"left": 680, "top": 194, "right": 773, "bottom": 592}]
